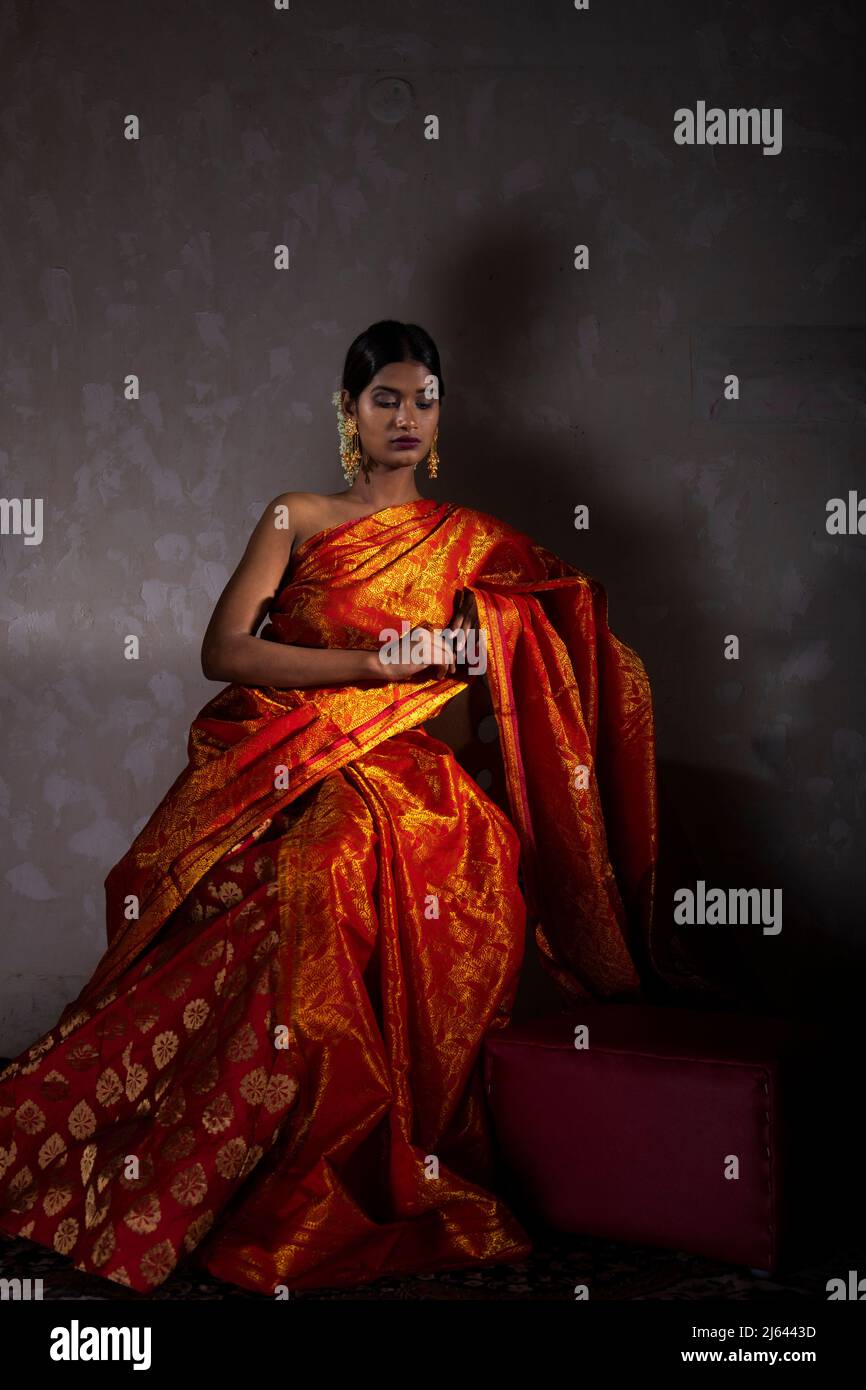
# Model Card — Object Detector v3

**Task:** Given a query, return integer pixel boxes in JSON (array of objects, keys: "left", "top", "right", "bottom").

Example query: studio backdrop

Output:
[{"left": 1, "top": 0, "right": 864, "bottom": 1053}]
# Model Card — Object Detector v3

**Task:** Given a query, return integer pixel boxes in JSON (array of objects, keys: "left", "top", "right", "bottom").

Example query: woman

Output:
[{"left": 0, "top": 321, "right": 658, "bottom": 1294}]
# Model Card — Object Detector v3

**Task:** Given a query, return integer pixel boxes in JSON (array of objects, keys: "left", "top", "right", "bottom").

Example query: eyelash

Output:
[{"left": 375, "top": 399, "right": 434, "bottom": 409}]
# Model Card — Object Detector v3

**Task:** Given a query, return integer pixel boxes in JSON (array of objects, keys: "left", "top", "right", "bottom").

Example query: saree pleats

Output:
[
  {"left": 0, "top": 495, "right": 657, "bottom": 1290},
  {"left": 198, "top": 729, "right": 529, "bottom": 1289}
]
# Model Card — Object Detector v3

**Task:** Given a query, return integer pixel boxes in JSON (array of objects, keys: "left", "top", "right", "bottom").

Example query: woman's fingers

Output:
[
  {"left": 418, "top": 590, "right": 478, "bottom": 679},
  {"left": 452, "top": 589, "right": 471, "bottom": 630},
  {"left": 450, "top": 589, "right": 479, "bottom": 665}
]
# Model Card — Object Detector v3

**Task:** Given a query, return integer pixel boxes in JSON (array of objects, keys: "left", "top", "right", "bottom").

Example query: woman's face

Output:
[{"left": 342, "top": 359, "right": 440, "bottom": 472}]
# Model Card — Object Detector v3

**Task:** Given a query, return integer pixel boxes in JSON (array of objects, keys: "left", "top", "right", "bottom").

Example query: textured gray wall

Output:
[{"left": 1, "top": 0, "right": 864, "bottom": 1053}]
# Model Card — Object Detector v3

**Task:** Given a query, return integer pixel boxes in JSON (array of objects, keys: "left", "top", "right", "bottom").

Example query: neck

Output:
[{"left": 344, "top": 472, "right": 424, "bottom": 510}]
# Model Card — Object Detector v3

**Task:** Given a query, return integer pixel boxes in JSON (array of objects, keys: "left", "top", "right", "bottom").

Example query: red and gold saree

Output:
[{"left": 0, "top": 495, "right": 657, "bottom": 1292}]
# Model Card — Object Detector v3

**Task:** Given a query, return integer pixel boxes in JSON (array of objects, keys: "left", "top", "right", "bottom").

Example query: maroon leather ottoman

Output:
[{"left": 484, "top": 1003, "right": 817, "bottom": 1272}]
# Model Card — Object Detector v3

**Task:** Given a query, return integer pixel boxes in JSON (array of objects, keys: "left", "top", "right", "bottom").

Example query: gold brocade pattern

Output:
[{"left": 0, "top": 496, "right": 658, "bottom": 1292}]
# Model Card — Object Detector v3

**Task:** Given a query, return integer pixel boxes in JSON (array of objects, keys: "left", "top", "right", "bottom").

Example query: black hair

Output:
[{"left": 340, "top": 320, "right": 445, "bottom": 402}]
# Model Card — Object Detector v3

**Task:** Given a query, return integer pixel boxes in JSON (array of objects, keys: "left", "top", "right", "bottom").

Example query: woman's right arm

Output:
[{"left": 200, "top": 493, "right": 379, "bottom": 689}]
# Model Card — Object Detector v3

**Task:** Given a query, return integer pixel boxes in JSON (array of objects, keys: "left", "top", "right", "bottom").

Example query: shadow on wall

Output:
[
  {"left": 425, "top": 673, "right": 859, "bottom": 1024},
  {"left": 409, "top": 222, "right": 864, "bottom": 1024}
]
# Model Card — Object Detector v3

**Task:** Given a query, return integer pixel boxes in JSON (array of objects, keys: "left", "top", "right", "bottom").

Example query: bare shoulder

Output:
[
  {"left": 268, "top": 490, "right": 349, "bottom": 549},
  {"left": 267, "top": 491, "right": 316, "bottom": 526}
]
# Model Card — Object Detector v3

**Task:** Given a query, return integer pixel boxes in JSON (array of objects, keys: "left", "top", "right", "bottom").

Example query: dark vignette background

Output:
[{"left": 1, "top": 0, "right": 864, "bottom": 1057}]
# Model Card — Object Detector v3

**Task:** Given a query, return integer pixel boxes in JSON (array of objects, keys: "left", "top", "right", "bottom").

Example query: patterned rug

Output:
[{"left": 0, "top": 1225, "right": 853, "bottom": 1301}]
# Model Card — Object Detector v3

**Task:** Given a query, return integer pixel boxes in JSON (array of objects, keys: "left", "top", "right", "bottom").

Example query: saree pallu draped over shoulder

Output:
[{"left": 0, "top": 495, "right": 659, "bottom": 1293}]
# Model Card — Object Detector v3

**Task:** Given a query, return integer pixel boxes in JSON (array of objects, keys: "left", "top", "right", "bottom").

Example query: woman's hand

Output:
[
  {"left": 368, "top": 588, "right": 482, "bottom": 683},
  {"left": 368, "top": 626, "right": 456, "bottom": 682}
]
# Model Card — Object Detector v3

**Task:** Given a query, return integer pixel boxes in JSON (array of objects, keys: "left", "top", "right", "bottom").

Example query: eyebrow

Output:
[{"left": 371, "top": 383, "right": 430, "bottom": 393}]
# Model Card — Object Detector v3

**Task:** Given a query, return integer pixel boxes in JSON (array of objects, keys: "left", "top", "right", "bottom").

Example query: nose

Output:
[{"left": 395, "top": 401, "right": 418, "bottom": 431}]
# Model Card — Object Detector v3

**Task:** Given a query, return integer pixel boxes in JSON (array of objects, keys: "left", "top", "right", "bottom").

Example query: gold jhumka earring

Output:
[{"left": 332, "top": 392, "right": 440, "bottom": 482}]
